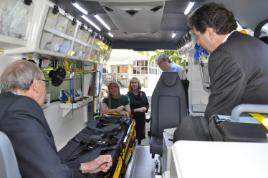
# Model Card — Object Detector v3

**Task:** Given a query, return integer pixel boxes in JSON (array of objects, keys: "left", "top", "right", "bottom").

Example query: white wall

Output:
[
  {"left": 0, "top": 55, "right": 20, "bottom": 76},
  {"left": 146, "top": 74, "right": 160, "bottom": 96},
  {"left": 43, "top": 102, "right": 88, "bottom": 150},
  {"left": 188, "top": 49, "right": 210, "bottom": 115},
  {"left": 0, "top": 54, "right": 89, "bottom": 151}
]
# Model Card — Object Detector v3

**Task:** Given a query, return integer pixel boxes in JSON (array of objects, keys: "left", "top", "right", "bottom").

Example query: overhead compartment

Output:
[
  {"left": 0, "top": 0, "right": 109, "bottom": 63},
  {"left": 0, "top": 0, "right": 31, "bottom": 49}
]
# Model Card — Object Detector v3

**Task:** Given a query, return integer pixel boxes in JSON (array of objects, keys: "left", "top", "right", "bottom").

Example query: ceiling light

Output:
[
  {"left": 81, "top": 15, "right": 101, "bottom": 31},
  {"left": 171, "top": 32, "right": 176, "bottom": 39},
  {"left": 94, "top": 14, "right": 111, "bottom": 31},
  {"left": 72, "top": 2, "right": 88, "bottom": 15},
  {"left": 107, "top": 32, "right": 114, "bottom": 38},
  {"left": 184, "top": 1, "right": 195, "bottom": 15}
]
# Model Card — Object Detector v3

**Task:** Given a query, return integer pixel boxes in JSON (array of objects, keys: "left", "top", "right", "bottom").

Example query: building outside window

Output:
[{"left": 104, "top": 49, "right": 161, "bottom": 96}]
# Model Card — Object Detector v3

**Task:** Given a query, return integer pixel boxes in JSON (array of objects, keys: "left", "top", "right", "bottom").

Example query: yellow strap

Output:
[{"left": 248, "top": 113, "right": 268, "bottom": 130}]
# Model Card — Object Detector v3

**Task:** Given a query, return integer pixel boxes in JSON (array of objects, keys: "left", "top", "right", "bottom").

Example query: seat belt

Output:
[{"left": 248, "top": 113, "right": 268, "bottom": 130}]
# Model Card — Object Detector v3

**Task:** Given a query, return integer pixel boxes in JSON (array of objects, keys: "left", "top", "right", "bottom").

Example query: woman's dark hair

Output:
[
  {"left": 108, "top": 81, "right": 120, "bottom": 97},
  {"left": 189, "top": 2, "right": 237, "bottom": 34}
]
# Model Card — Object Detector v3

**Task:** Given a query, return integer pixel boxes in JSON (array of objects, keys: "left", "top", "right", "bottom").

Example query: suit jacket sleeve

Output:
[
  {"left": 1, "top": 97, "right": 76, "bottom": 178},
  {"left": 205, "top": 50, "right": 247, "bottom": 118}
]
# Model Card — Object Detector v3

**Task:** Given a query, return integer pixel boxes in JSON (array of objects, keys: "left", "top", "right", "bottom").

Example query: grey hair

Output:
[
  {"left": 155, "top": 53, "right": 171, "bottom": 63},
  {"left": 0, "top": 60, "right": 43, "bottom": 93}
]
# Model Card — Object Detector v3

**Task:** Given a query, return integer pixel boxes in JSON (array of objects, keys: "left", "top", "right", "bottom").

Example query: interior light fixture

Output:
[
  {"left": 171, "top": 32, "right": 176, "bottom": 39},
  {"left": 184, "top": 1, "right": 195, "bottom": 15},
  {"left": 150, "top": 5, "right": 163, "bottom": 12},
  {"left": 81, "top": 15, "right": 101, "bottom": 31},
  {"left": 72, "top": 18, "right": 77, "bottom": 26},
  {"left": 72, "top": 2, "right": 88, "bottom": 15},
  {"left": 104, "top": 6, "right": 113, "bottom": 12},
  {"left": 80, "top": 24, "right": 85, "bottom": 30},
  {"left": 24, "top": 0, "right": 32, "bottom": 5},
  {"left": 93, "top": 31, "right": 98, "bottom": 37},
  {"left": 88, "top": 27, "right": 93, "bottom": 33},
  {"left": 94, "top": 14, "right": 111, "bottom": 31},
  {"left": 126, "top": 10, "right": 139, "bottom": 16},
  {"left": 107, "top": 32, "right": 114, "bottom": 38},
  {"left": 52, "top": 5, "right": 59, "bottom": 15}
]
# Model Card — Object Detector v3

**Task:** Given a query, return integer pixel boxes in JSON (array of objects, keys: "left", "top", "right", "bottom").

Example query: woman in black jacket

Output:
[{"left": 127, "top": 77, "right": 149, "bottom": 145}]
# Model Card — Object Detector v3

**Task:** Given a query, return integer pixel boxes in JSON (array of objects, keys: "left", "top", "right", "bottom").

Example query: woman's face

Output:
[
  {"left": 130, "top": 79, "right": 139, "bottom": 91},
  {"left": 109, "top": 83, "right": 119, "bottom": 98}
]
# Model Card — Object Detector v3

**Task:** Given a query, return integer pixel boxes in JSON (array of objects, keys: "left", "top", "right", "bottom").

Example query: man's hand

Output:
[{"left": 80, "top": 155, "right": 112, "bottom": 174}]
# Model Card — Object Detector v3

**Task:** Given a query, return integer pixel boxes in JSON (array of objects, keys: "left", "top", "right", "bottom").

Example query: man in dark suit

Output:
[
  {"left": 0, "top": 60, "right": 112, "bottom": 178},
  {"left": 189, "top": 2, "right": 268, "bottom": 119},
  {"left": 174, "top": 3, "right": 268, "bottom": 141}
]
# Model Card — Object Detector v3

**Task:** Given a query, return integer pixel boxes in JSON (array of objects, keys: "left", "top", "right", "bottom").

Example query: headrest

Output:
[
  {"left": 49, "top": 67, "right": 66, "bottom": 86},
  {"left": 161, "top": 72, "right": 178, "bottom": 87}
]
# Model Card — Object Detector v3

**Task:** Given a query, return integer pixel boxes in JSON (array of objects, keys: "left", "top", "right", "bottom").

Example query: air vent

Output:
[
  {"left": 104, "top": 6, "right": 113, "bottom": 12},
  {"left": 150, "top": 6, "right": 163, "bottom": 12},
  {"left": 125, "top": 10, "right": 139, "bottom": 16}
]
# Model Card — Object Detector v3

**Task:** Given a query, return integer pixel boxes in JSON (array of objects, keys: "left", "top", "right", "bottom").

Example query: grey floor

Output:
[
  {"left": 140, "top": 120, "right": 151, "bottom": 146},
  {"left": 124, "top": 146, "right": 156, "bottom": 178},
  {"left": 124, "top": 110, "right": 157, "bottom": 178}
]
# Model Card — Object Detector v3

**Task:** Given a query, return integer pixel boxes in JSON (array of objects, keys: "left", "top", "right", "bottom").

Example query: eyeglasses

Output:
[{"left": 38, "top": 79, "right": 49, "bottom": 85}]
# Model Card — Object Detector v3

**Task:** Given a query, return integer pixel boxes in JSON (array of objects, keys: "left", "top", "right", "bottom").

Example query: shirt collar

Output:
[{"left": 222, "top": 30, "right": 236, "bottom": 43}]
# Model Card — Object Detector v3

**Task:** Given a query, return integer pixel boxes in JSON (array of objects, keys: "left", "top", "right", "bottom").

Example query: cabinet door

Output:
[
  {"left": 0, "top": 0, "right": 33, "bottom": 48},
  {"left": 41, "top": 6, "right": 75, "bottom": 56}
]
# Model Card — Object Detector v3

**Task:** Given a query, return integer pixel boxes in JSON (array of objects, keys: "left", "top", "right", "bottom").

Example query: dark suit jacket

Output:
[
  {"left": 205, "top": 31, "right": 268, "bottom": 118},
  {"left": 0, "top": 92, "right": 81, "bottom": 178}
]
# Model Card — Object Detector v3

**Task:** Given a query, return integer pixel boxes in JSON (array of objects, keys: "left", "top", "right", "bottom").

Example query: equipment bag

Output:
[
  {"left": 173, "top": 116, "right": 211, "bottom": 142},
  {"left": 173, "top": 115, "right": 268, "bottom": 142},
  {"left": 208, "top": 115, "right": 268, "bottom": 142}
]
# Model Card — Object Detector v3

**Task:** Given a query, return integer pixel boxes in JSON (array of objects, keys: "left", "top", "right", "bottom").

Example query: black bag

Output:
[
  {"left": 209, "top": 115, "right": 268, "bottom": 142},
  {"left": 173, "top": 116, "right": 210, "bottom": 142},
  {"left": 173, "top": 115, "right": 268, "bottom": 142}
]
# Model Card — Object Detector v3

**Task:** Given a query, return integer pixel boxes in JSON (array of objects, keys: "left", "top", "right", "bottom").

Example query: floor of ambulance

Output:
[{"left": 124, "top": 120, "right": 157, "bottom": 178}]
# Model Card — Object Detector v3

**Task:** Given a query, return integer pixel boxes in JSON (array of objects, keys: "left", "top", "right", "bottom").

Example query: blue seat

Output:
[{"left": 0, "top": 131, "right": 21, "bottom": 178}]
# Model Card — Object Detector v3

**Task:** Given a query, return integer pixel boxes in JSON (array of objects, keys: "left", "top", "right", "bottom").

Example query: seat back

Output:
[
  {"left": 0, "top": 131, "right": 21, "bottom": 178},
  {"left": 150, "top": 72, "right": 187, "bottom": 155}
]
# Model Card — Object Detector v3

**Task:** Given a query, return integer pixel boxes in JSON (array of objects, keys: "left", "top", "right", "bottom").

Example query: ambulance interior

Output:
[{"left": 0, "top": 0, "right": 268, "bottom": 178}]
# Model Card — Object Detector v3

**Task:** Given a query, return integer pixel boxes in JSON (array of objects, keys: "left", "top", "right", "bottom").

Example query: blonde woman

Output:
[{"left": 127, "top": 77, "right": 149, "bottom": 145}]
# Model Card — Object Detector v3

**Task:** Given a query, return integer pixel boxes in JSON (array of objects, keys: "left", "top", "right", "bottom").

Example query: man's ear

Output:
[
  {"left": 207, "top": 27, "right": 216, "bottom": 40},
  {"left": 31, "top": 79, "right": 40, "bottom": 93}
]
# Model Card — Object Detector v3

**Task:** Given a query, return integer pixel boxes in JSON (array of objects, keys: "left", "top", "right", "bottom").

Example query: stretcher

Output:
[{"left": 58, "top": 115, "right": 136, "bottom": 178}]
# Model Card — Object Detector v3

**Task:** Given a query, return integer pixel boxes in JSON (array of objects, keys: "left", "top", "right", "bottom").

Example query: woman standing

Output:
[{"left": 127, "top": 77, "right": 149, "bottom": 145}]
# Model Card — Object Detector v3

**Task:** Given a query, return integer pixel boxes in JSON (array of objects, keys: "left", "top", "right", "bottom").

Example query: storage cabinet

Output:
[
  {"left": 0, "top": 0, "right": 32, "bottom": 48},
  {"left": 2, "top": 0, "right": 101, "bottom": 63},
  {"left": 39, "top": 4, "right": 99, "bottom": 61}
]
